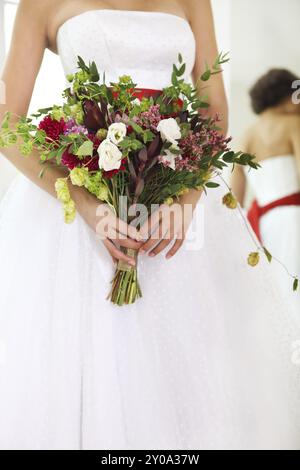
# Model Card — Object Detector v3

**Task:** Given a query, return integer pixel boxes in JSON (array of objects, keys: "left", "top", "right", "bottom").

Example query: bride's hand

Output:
[
  {"left": 138, "top": 202, "right": 191, "bottom": 260},
  {"left": 138, "top": 189, "right": 202, "bottom": 259},
  {"left": 74, "top": 188, "right": 142, "bottom": 266}
]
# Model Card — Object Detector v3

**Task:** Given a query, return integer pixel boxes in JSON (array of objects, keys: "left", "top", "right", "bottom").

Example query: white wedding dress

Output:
[
  {"left": 246, "top": 155, "right": 300, "bottom": 310},
  {"left": 0, "top": 9, "right": 300, "bottom": 450}
]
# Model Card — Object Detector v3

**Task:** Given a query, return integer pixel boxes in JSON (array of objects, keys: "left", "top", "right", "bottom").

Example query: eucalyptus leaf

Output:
[
  {"left": 293, "top": 278, "right": 299, "bottom": 292},
  {"left": 263, "top": 247, "right": 273, "bottom": 263},
  {"left": 75, "top": 140, "right": 94, "bottom": 157}
]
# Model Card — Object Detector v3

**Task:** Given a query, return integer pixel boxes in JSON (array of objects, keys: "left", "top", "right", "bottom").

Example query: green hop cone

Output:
[
  {"left": 248, "top": 252, "right": 260, "bottom": 267},
  {"left": 76, "top": 70, "right": 90, "bottom": 83},
  {"left": 118, "top": 75, "right": 133, "bottom": 86},
  {"left": 96, "top": 128, "right": 108, "bottom": 141},
  {"left": 55, "top": 178, "right": 71, "bottom": 204},
  {"left": 63, "top": 199, "right": 76, "bottom": 224},
  {"left": 20, "top": 141, "right": 33, "bottom": 156},
  {"left": 223, "top": 192, "right": 238, "bottom": 210},
  {"left": 98, "top": 183, "right": 109, "bottom": 202},
  {"left": 84, "top": 172, "right": 103, "bottom": 198},
  {"left": 4, "top": 132, "right": 17, "bottom": 146},
  {"left": 70, "top": 167, "right": 88, "bottom": 187},
  {"left": 66, "top": 74, "right": 74, "bottom": 83},
  {"left": 69, "top": 104, "right": 84, "bottom": 124},
  {"left": 176, "top": 188, "right": 189, "bottom": 197},
  {"left": 51, "top": 107, "right": 65, "bottom": 121},
  {"left": 164, "top": 197, "right": 174, "bottom": 206}
]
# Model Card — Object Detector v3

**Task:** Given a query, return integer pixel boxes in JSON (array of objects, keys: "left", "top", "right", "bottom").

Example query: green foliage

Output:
[{"left": 75, "top": 140, "right": 94, "bottom": 157}]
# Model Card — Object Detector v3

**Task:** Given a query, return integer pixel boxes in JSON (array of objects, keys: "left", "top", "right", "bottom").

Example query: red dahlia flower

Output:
[
  {"left": 62, "top": 147, "right": 99, "bottom": 171},
  {"left": 38, "top": 116, "right": 66, "bottom": 143}
]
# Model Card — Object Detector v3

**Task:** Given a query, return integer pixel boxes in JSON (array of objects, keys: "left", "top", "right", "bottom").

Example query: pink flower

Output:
[
  {"left": 136, "top": 105, "right": 162, "bottom": 131},
  {"left": 64, "top": 119, "right": 88, "bottom": 136}
]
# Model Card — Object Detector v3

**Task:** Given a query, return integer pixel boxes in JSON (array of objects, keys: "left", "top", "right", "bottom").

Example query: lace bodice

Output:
[{"left": 57, "top": 9, "right": 196, "bottom": 89}]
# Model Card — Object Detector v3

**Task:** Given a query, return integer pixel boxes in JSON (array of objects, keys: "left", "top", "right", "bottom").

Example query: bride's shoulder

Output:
[
  {"left": 18, "top": 0, "right": 54, "bottom": 15},
  {"left": 283, "top": 113, "right": 300, "bottom": 125},
  {"left": 17, "top": 0, "right": 60, "bottom": 24},
  {"left": 289, "top": 114, "right": 300, "bottom": 129},
  {"left": 180, "top": 0, "right": 210, "bottom": 17}
]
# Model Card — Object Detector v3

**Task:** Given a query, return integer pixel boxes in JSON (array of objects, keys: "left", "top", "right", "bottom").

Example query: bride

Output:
[
  {"left": 232, "top": 68, "right": 300, "bottom": 308},
  {"left": 0, "top": 0, "right": 299, "bottom": 450}
]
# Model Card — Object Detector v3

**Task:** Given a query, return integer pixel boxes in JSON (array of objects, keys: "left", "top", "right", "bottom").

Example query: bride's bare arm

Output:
[
  {"left": 188, "top": 0, "right": 229, "bottom": 135},
  {"left": 0, "top": 0, "right": 64, "bottom": 196},
  {"left": 0, "top": 0, "right": 141, "bottom": 265}
]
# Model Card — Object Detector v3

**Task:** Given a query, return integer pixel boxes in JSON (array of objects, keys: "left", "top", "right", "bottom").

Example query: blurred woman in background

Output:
[{"left": 232, "top": 69, "right": 300, "bottom": 299}]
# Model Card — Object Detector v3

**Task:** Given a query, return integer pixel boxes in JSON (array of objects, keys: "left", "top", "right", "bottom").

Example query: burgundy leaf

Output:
[
  {"left": 146, "top": 155, "right": 159, "bottom": 170},
  {"left": 190, "top": 115, "right": 199, "bottom": 130},
  {"left": 99, "top": 97, "right": 108, "bottom": 119},
  {"left": 128, "top": 160, "right": 137, "bottom": 181},
  {"left": 138, "top": 147, "right": 148, "bottom": 163},
  {"left": 135, "top": 178, "right": 145, "bottom": 199},
  {"left": 83, "top": 100, "right": 106, "bottom": 131},
  {"left": 179, "top": 111, "right": 189, "bottom": 123},
  {"left": 147, "top": 134, "right": 161, "bottom": 159}
]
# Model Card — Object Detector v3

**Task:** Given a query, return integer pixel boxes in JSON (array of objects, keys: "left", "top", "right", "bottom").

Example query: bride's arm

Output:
[
  {"left": 0, "top": 0, "right": 64, "bottom": 197},
  {"left": 0, "top": 0, "right": 141, "bottom": 265},
  {"left": 188, "top": 0, "right": 229, "bottom": 135}
]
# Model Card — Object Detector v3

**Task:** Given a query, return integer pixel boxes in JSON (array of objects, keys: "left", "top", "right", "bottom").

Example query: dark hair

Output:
[{"left": 249, "top": 69, "right": 299, "bottom": 114}]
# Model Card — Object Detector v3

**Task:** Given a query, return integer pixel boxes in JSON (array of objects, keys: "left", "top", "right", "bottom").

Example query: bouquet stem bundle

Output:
[{"left": 109, "top": 248, "right": 141, "bottom": 305}]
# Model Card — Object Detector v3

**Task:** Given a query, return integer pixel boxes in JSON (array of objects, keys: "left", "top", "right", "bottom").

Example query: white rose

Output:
[
  {"left": 157, "top": 118, "right": 181, "bottom": 145},
  {"left": 131, "top": 98, "right": 141, "bottom": 106},
  {"left": 160, "top": 144, "right": 181, "bottom": 171},
  {"left": 97, "top": 139, "right": 123, "bottom": 172},
  {"left": 107, "top": 122, "right": 127, "bottom": 145}
]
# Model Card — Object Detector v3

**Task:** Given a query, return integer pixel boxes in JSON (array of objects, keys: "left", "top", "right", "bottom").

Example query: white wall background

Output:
[
  {"left": 229, "top": 0, "right": 300, "bottom": 139},
  {"left": 0, "top": 0, "right": 299, "bottom": 198}
]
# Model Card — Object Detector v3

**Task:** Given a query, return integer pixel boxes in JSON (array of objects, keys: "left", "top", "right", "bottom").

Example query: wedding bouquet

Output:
[{"left": 0, "top": 54, "right": 262, "bottom": 305}]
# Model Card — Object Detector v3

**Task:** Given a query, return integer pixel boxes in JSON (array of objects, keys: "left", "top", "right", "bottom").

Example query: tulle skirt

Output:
[
  {"left": 260, "top": 206, "right": 300, "bottom": 311},
  {"left": 0, "top": 175, "right": 299, "bottom": 450}
]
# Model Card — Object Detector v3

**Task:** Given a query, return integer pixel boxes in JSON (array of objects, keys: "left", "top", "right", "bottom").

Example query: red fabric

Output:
[
  {"left": 112, "top": 87, "right": 183, "bottom": 108},
  {"left": 248, "top": 192, "right": 300, "bottom": 242}
]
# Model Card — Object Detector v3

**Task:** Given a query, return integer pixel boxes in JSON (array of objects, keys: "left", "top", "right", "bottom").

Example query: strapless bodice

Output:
[
  {"left": 245, "top": 155, "right": 300, "bottom": 205},
  {"left": 57, "top": 9, "right": 196, "bottom": 89}
]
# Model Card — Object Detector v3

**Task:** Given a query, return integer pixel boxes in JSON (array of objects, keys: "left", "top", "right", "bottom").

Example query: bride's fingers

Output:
[
  {"left": 96, "top": 205, "right": 141, "bottom": 242},
  {"left": 139, "top": 223, "right": 168, "bottom": 254},
  {"left": 106, "top": 226, "right": 142, "bottom": 249},
  {"left": 115, "top": 236, "right": 142, "bottom": 250},
  {"left": 139, "top": 204, "right": 168, "bottom": 240},
  {"left": 103, "top": 239, "right": 136, "bottom": 266},
  {"left": 148, "top": 229, "right": 174, "bottom": 257},
  {"left": 116, "top": 218, "right": 142, "bottom": 241},
  {"left": 166, "top": 238, "right": 184, "bottom": 260}
]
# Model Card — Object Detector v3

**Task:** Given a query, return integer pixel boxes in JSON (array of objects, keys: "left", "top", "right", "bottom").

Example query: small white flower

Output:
[
  {"left": 157, "top": 118, "right": 181, "bottom": 145},
  {"left": 98, "top": 139, "right": 123, "bottom": 172},
  {"left": 160, "top": 144, "right": 181, "bottom": 171},
  {"left": 131, "top": 98, "right": 141, "bottom": 107},
  {"left": 107, "top": 122, "right": 127, "bottom": 145}
]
